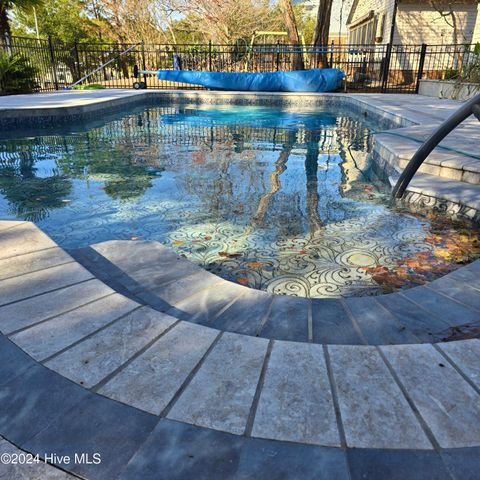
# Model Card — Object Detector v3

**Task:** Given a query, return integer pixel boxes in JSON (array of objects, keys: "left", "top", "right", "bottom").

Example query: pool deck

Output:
[{"left": 1, "top": 91, "right": 480, "bottom": 479}]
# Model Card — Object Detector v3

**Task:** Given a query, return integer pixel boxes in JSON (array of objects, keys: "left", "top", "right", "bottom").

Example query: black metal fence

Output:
[{"left": 1, "top": 35, "right": 478, "bottom": 94}]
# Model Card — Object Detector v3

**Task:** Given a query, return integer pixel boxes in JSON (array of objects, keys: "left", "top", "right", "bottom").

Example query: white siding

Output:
[
  {"left": 471, "top": 4, "right": 480, "bottom": 43},
  {"left": 395, "top": 3, "right": 480, "bottom": 45},
  {"left": 348, "top": 1, "right": 480, "bottom": 45},
  {"left": 348, "top": 0, "right": 396, "bottom": 43}
]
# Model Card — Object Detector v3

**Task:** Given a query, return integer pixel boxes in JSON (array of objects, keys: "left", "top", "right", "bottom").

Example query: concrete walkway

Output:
[{"left": 1, "top": 220, "right": 480, "bottom": 479}]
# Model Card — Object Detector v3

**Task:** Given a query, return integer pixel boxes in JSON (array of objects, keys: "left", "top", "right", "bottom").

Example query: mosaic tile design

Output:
[{"left": 0, "top": 103, "right": 478, "bottom": 298}]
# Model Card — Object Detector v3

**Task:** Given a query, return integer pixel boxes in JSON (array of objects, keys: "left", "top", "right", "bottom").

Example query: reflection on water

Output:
[{"left": 0, "top": 104, "right": 478, "bottom": 297}]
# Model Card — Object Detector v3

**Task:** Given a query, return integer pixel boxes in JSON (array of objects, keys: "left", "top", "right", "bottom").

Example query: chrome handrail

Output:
[{"left": 392, "top": 93, "right": 480, "bottom": 199}]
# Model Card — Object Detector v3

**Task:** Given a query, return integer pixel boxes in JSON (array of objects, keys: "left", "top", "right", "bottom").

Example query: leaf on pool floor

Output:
[
  {"left": 172, "top": 240, "right": 184, "bottom": 246},
  {"left": 434, "top": 249, "right": 451, "bottom": 259},
  {"left": 237, "top": 277, "right": 249, "bottom": 286},
  {"left": 246, "top": 261, "right": 264, "bottom": 269},
  {"left": 219, "top": 251, "right": 243, "bottom": 258}
]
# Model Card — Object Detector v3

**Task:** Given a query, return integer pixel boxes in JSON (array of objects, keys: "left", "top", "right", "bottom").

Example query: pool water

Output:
[{"left": 1, "top": 103, "right": 479, "bottom": 298}]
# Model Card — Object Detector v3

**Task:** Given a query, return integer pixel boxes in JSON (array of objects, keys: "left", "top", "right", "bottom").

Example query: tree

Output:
[
  {"left": 278, "top": 0, "right": 304, "bottom": 70},
  {"left": 0, "top": 0, "right": 43, "bottom": 38},
  {"left": 13, "top": 0, "right": 99, "bottom": 43},
  {"left": 313, "top": 0, "right": 333, "bottom": 67},
  {"left": 170, "top": 0, "right": 279, "bottom": 44}
]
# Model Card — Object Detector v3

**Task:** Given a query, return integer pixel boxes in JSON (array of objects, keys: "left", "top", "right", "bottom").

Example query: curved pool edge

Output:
[{"left": 69, "top": 237, "right": 480, "bottom": 345}]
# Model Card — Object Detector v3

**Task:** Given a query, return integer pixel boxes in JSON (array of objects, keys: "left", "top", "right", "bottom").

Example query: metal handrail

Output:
[{"left": 392, "top": 93, "right": 480, "bottom": 199}]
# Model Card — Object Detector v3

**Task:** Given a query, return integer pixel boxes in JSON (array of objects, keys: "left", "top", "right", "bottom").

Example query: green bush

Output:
[
  {"left": 461, "top": 43, "right": 480, "bottom": 84},
  {"left": 72, "top": 83, "right": 105, "bottom": 90},
  {"left": 0, "top": 51, "right": 39, "bottom": 94}
]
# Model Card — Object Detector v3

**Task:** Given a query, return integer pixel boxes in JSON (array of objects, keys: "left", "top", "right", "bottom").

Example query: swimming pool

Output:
[{"left": 1, "top": 102, "right": 478, "bottom": 297}]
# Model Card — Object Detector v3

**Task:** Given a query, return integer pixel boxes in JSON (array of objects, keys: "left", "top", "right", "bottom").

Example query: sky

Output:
[{"left": 293, "top": 0, "right": 354, "bottom": 34}]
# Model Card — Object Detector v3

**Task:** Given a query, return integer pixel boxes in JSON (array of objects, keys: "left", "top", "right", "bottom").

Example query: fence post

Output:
[
  {"left": 381, "top": 42, "right": 392, "bottom": 93},
  {"left": 73, "top": 41, "right": 81, "bottom": 82},
  {"left": 330, "top": 40, "right": 334, "bottom": 67},
  {"left": 276, "top": 40, "right": 280, "bottom": 71},
  {"left": 141, "top": 41, "right": 147, "bottom": 88},
  {"left": 48, "top": 36, "right": 59, "bottom": 90},
  {"left": 415, "top": 43, "right": 427, "bottom": 94},
  {"left": 208, "top": 40, "right": 212, "bottom": 71}
]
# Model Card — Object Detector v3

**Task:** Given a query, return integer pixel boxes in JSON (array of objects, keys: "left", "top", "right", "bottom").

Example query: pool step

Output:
[
  {"left": 374, "top": 123, "right": 480, "bottom": 185},
  {"left": 403, "top": 171, "right": 480, "bottom": 218}
]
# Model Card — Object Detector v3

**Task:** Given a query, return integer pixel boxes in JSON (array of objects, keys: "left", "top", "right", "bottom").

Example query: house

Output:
[
  {"left": 346, "top": 0, "right": 480, "bottom": 45},
  {"left": 294, "top": 0, "right": 354, "bottom": 44}
]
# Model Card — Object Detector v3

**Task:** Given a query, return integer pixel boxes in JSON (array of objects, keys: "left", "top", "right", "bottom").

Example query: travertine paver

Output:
[
  {"left": 99, "top": 322, "right": 218, "bottom": 414},
  {"left": 382, "top": 344, "right": 480, "bottom": 448},
  {"left": 0, "top": 221, "right": 24, "bottom": 231},
  {"left": 0, "top": 222, "right": 57, "bottom": 259},
  {"left": 211, "top": 289, "right": 273, "bottom": 335},
  {"left": 312, "top": 299, "right": 363, "bottom": 345},
  {"left": 401, "top": 287, "right": 480, "bottom": 326},
  {"left": 91, "top": 240, "right": 199, "bottom": 278},
  {"left": 0, "top": 279, "right": 114, "bottom": 334},
  {"left": 343, "top": 297, "right": 419, "bottom": 345},
  {"left": 146, "top": 270, "right": 223, "bottom": 306},
  {"left": 437, "top": 340, "right": 480, "bottom": 389},
  {"left": 0, "top": 263, "right": 93, "bottom": 307},
  {"left": 10, "top": 294, "right": 139, "bottom": 361},
  {"left": 119, "top": 419, "right": 351, "bottom": 480},
  {"left": 0, "top": 438, "right": 75, "bottom": 479},
  {"left": 45, "top": 307, "right": 176, "bottom": 388},
  {"left": 171, "top": 282, "right": 246, "bottom": 323},
  {"left": 260, "top": 296, "right": 309, "bottom": 341},
  {"left": 252, "top": 341, "right": 339, "bottom": 446},
  {"left": 168, "top": 332, "right": 268, "bottom": 435},
  {"left": 0, "top": 247, "right": 73, "bottom": 281},
  {"left": 427, "top": 277, "right": 480, "bottom": 312},
  {"left": 375, "top": 293, "right": 451, "bottom": 340},
  {"left": 328, "top": 345, "right": 431, "bottom": 449}
]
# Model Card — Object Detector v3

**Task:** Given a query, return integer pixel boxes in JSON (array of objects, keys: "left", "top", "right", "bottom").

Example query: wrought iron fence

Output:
[{"left": 1, "top": 35, "right": 478, "bottom": 95}]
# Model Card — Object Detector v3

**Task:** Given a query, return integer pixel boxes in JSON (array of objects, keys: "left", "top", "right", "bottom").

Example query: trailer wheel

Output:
[{"left": 133, "top": 81, "right": 146, "bottom": 90}]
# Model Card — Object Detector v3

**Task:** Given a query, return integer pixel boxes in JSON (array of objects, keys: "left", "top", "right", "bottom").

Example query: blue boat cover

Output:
[{"left": 156, "top": 69, "right": 345, "bottom": 93}]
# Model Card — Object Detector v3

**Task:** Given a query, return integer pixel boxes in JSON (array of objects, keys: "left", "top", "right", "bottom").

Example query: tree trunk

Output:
[
  {"left": 313, "top": 0, "right": 333, "bottom": 68},
  {"left": 279, "top": 0, "right": 304, "bottom": 70},
  {"left": 0, "top": 6, "right": 11, "bottom": 40},
  {"left": 305, "top": 130, "right": 322, "bottom": 238},
  {"left": 252, "top": 130, "right": 297, "bottom": 226}
]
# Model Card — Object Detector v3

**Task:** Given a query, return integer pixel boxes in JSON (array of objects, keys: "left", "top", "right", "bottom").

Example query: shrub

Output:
[
  {"left": 461, "top": 43, "right": 480, "bottom": 84},
  {"left": 72, "top": 83, "right": 105, "bottom": 90},
  {"left": 0, "top": 51, "right": 39, "bottom": 94}
]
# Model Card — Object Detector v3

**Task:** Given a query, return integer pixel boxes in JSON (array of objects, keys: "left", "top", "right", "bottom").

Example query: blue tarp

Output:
[{"left": 156, "top": 69, "right": 345, "bottom": 93}]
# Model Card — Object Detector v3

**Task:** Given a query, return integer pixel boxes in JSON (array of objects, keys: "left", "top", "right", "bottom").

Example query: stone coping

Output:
[{"left": 71, "top": 238, "right": 480, "bottom": 346}]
